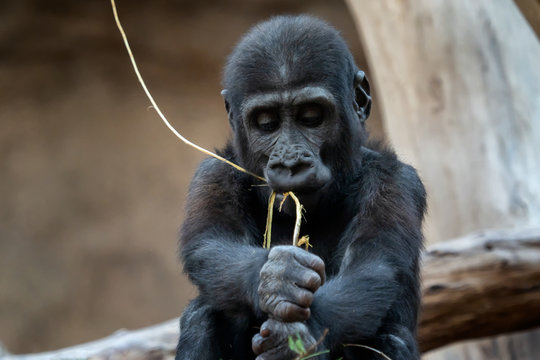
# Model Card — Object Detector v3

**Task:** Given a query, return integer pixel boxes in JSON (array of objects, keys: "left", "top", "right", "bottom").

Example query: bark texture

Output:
[
  {"left": 346, "top": 0, "right": 540, "bottom": 358},
  {"left": 419, "top": 227, "right": 540, "bottom": 352},
  {"left": 346, "top": 0, "right": 540, "bottom": 244}
]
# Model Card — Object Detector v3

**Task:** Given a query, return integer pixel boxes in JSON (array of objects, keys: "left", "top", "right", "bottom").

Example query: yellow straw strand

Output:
[
  {"left": 263, "top": 192, "right": 277, "bottom": 249},
  {"left": 263, "top": 191, "right": 309, "bottom": 249},
  {"left": 298, "top": 235, "right": 312, "bottom": 251},
  {"left": 288, "top": 192, "right": 304, "bottom": 247},
  {"left": 110, "top": 1, "right": 313, "bottom": 250},
  {"left": 278, "top": 193, "right": 290, "bottom": 211},
  {"left": 110, "top": 0, "right": 265, "bottom": 182}
]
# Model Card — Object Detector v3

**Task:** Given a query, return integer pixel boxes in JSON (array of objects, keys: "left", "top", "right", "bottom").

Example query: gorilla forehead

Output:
[{"left": 223, "top": 15, "right": 356, "bottom": 107}]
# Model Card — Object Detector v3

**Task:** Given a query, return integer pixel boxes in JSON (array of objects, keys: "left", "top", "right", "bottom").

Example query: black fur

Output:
[{"left": 176, "top": 15, "right": 426, "bottom": 360}]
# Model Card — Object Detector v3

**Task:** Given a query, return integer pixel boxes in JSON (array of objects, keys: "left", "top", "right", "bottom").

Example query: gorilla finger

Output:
[
  {"left": 292, "top": 251, "right": 326, "bottom": 284},
  {"left": 267, "top": 245, "right": 291, "bottom": 260},
  {"left": 295, "top": 269, "right": 322, "bottom": 292},
  {"left": 274, "top": 301, "right": 311, "bottom": 322},
  {"left": 260, "top": 325, "right": 271, "bottom": 337},
  {"left": 290, "top": 287, "right": 314, "bottom": 308},
  {"left": 252, "top": 333, "right": 269, "bottom": 355},
  {"left": 252, "top": 323, "right": 284, "bottom": 354}
]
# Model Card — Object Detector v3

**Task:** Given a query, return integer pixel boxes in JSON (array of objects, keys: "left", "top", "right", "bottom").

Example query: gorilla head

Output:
[{"left": 221, "top": 16, "right": 372, "bottom": 208}]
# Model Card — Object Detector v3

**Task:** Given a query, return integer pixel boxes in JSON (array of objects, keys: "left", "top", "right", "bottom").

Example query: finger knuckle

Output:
[
  {"left": 284, "top": 304, "right": 299, "bottom": 322},
  {"left": 268, "top": 245, "right": 286, "bottom": 258},
  {"left": 305, "top": 273, "right": 321, "bottom": 289},
  {"left": 274, "top": 301, "right": 287, "bottom": 318},
  {"left": 297, "top": 290, "right": 313, "bottom": 307},
  {"left": 274, "top": 302, "right": 293, "bottom": 321},
  {"left": 310, "top": 256, "right": 325, "bottom": 271},
  {"left": 259, "top": 263, "right": 271, "bottom": 277}
]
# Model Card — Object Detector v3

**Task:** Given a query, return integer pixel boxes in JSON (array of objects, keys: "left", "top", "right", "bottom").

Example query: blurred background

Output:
[{"left": 0, "top": 0, "right": 539, "bottom": 359}]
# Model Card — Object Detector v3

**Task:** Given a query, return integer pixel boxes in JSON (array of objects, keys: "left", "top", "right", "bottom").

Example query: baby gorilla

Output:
[{"left": 176, "top": 15, "right": 426, "bottom": 360}]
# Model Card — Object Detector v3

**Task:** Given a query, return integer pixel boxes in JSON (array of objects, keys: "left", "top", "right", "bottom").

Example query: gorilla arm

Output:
[
  {"left": 180, "top": 157, "right": 268, "bottom": 318},
  {"left": 306, "top": 166, "right": 425, "bottom": 355},
  {"left": 308, "top": 228, "right": 418, "bottom": 346}
]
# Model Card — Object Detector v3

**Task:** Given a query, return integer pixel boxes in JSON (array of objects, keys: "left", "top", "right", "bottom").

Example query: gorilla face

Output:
[{"left": 242, "top": 86, "right": 335, "bottom": 196}]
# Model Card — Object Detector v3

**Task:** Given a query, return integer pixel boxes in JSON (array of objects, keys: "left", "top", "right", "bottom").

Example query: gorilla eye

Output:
[
  {"left": 298, "top": 104, "right": 324, "bottom": 127},
  {"left": 255, "top": 111, "right": 279, "bottom": 132}
]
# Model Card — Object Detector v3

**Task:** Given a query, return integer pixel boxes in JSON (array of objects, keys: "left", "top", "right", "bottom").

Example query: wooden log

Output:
[
  {"left": 2, "top": 228, "right": 539, "bottom": 359},
  {"left": 419, "top": 227, "right": 540, "bottom": 352},
  {"left": 1, "top": 319, "right": 178, "bottom": 360}
]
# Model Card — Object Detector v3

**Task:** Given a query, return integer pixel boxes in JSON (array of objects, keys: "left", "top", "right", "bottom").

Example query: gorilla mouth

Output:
[
  {"left": 265, "top": 167, "right": 327, "bottom": 194},
  {"left": 265, "top": 160, "right": 332, "bottom": 195}
]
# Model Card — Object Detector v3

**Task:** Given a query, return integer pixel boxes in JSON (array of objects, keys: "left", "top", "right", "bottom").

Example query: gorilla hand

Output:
[
  {"left": 252, "top": 319, "right": 317, "bottom": 360},
  {"left": 259, "top": 246, "right": 325, "bottom": 322}
]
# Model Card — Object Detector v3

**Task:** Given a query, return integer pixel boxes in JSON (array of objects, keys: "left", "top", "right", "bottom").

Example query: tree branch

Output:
[
  {"left": 1, "top": 320, "right": 179, "bottom": 360},
  {"left": 3, "top": 227, "right": 540, "bottom": 358},
  {"left": 419, "top": 227, "right": 540, "bottom": 352}
]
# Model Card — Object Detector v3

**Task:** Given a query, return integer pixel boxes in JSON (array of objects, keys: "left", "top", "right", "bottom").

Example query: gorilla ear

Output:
[
  {"left": 221, "top": 89, "right": 235, "bottom": 130},
  {"left": 353, "top": 71, "right": 372, "bottom": 122},
  {"left": 221, "top": 89, "right": 231, "bottom": 114}
]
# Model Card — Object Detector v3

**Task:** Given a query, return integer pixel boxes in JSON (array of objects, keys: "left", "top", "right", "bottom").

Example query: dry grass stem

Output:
[
  {"left": 293, "top": 328, "right": 329, "bottom": 360},
  {"left": 263, "top": 192, "right": 277, "bottom": 249},
  {"left": 111, "top": 0, "right": 311, "bottom": 250},
  {"left": 279, "top": 193, "right": 290, "bottom": 211},
  {"left": 288, "top": 192, "right": 305, "bottom": 247},
  {"left": 297, "top": 235, "right": 312, "bottom": 251},
  {"left": 110, "top": 0, "right": 265, "bottom": 182},
  {"left": 263, "top": 191, "right": 309, "bottom": 250}
]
